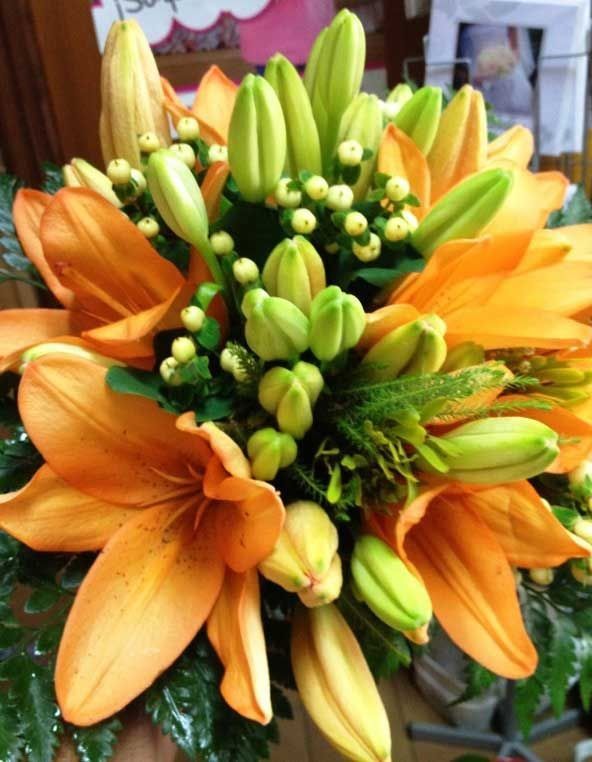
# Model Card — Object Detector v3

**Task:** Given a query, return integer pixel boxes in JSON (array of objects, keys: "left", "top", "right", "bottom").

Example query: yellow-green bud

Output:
[
  {"left": 352, "top": 233, "right": 381, "bottom": 262},
  {"left": 304, "top": 175, "right": 329, "bottom": 200},
  {"left": 228, "top": 74, "right": 287, "bottom": 202},
  {"left": 344, "top": 211, "right": 368, "bottom": 236},
  {"left": 412, "top": 168, "right": 513, "bottom": 258},
  {"left": 262, "top": 236, "right": 326, "bottom": 316},
  {"left": 208, "top": 143, "right": 228, "bottom": 164},
  {"left": 400, "top": 208, "right": 419, "bottom": 232},
  {"left": 573, "top": 518, "right": 592, "bottom": 544},
  {"left": 136, "top": 217, "right": 160, "bottom": 239},
  {"left": 242, "top": 289, "right": 310, "bottom": 361},
  {"left": 247, "top": 427, "right": 298, "bottom": 481},
  {"left": 572, "top": 560, "right": 592, "bottom": 585},
  {"left": 529, "top": 568, "right": 554, "bottom": 586},
  {"left": 210, "top": 230, "right": 234, "bottom": 255},
  {"left": 64, "top": 158, "right": 122, "bottom": 207},
  {"left": 264, "top": 53, "right": 322, "bottom": 176},
  {"left": 384, "top": 216, "right": 408, "bottom": 242},
  {"left": 441, "top": 341, "right": 485, "bottom": 372},
  {"left": 394, "top": 86, "right": 442, "bottom": 155},
  {"left": 291, "top": 208, "right": 317, "bottom": 234},
  {"left": 337, "top": 139, "right": 364, "bottom": 167},
  {"left": 159, "top": 356, "right": 182, "bottom": 386},
  {"left": 298, "top": 554, "right": 343, "bottom": 607},
  {"left": 259, "top": 500, "right": 340, "bottom": 597},
  {"left": 326, "top": 184, "right": 354, "bottom": 211},
  {"left": 387, "top": 83, "right": 414, "bottom": 107},
  {"left": 428, "top": 416, "right": 560, "bottom": 484},
  {"left": 138, "top": 131, "right": 161, "bottom": 153},
  {"left": 385, "top": 175, "right": 410, "bottom": 202},
  {"left": 351, "top": 535, "right": 432, "bottom": 632},
  {"left": 275, "top": 178, "right": 302, "bottom": 208},
  {"left": 169, "top": 142, "right": 196, "bottom": 168},
  {"left": 336, "top": 93, "right": 383, "bottom": 200},
  {"left": 232, "top": 257, "right": 260, "bottom": 285},
  {"left": 309, "top": 285, "right": 366, "bottom": 362},
  {"left": 259, "top": 362, "right": 323, "bottom": 439},
  {"left": 130, "top": 168, "right": 147, "bottom": 194},
  {"left": 220, "top": 347, "right": 236, "bottom": 374},
  {"left": 568, "top": 460, "right": 592, "bottom": 488},
  {"left": 362, "top": 314, "right": 447, "bottom": 380},
  {"left": 176, "top": 116, "right": 200, "bottom": 141},
  {"left": 107, "top": 158, "right": 132, "bottom": 185},
  {"left": 171, "top": 336, "right": 196, "bottom": 364},
  {"left": 180, "top": 305, "right": 205, "bottom": 333},
  {"left": 20, "top": 342, "right": 123, "bottom": 374}
]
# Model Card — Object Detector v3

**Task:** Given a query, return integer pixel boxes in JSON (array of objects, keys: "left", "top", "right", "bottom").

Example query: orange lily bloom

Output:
[
  {"left": 0, "top": 355, "right": 284, "bottom": 726},
  {"left": 368, "top": 480, "right": 589, "bottom": 678}
]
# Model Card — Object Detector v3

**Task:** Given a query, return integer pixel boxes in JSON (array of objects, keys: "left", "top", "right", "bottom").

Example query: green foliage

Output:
[
  {"left": 454, "top": 661, "right": 498, "bottom": 704},
  {"left": 71, "top": 718, "right": 123, "bottom": 762},
  {"left": 548, "top": 185, "right": 592, "bottom": 228},
  {"left": 41, "top": 163, "right": 64, "bottom": 195},
  {"left": 0, "top": 426, "right": 43, "bottom": 493}
]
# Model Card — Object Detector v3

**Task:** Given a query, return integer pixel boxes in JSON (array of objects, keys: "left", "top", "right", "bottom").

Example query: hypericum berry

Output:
[
  {"left": 384, "top": 216, "right": 409, "bottom": 242},
  {"left": 344, "top": 211, "right": 368, "bottom": 237},
  {"left": 529, "top": 568, "right": 554, "bottom": 586},
  {"left": 136, "top": 217, "right": 160, "bottom": 239},
  {"left": 291, "top": 208, "right": 317, "bottom": 234},
  {"left": 326, "top": 184, "right": 354, "bottom": 211},
  {"left": 275, "top": 178, "right": 302, "bottom": 208},
  {"left": 138, "top": 132, "right": 161, "bottom": 153},
  {"left": 176, "top": 116, "right": 201, "bottom": 141},
  {"left": 304, "top": 175, "right": 329, "bottom": 200},
  {"left": 169, "top": 143, "right": 196, "bottom": 168},
  {"left": 130, "top": 168, "right": 147, "bottom": 194},
  {"left": 107, "top": 159, "right": 131, "bottom": 185},
  {"left": 233, "top": 257, "right": 260, "bottom": 285},
  {"left": 210, "top": 230, "right": 234, "bottom": 255},
  {"left": 400, "top": 208, "right": 419, "bottom": 231},
  {"left": 160, "top": 356, "right": 181, "bottom": 385},
  {"left": 337, "top": 139, "right": 364, "bottom": 167},
  {"left": 385, "top": 175, "right": 410, "bottom": 202},
  {"left": 181, "top": 305, "right": 205, "bottom": 333},
  {"left": 353, "top": 233, "right": 381, "bottom": 262},
  {"left": 172, "top": 336, "right": 196, "bottom": 364},
  {"left": 208, "top": 144, "right": 228, "bottom": 163},
  {"left": 220, "top": 348, "right": 236, "bottom": 373}
]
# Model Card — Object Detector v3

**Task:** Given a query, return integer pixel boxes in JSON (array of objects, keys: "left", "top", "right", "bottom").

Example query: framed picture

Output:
[{"left": 425, "top": 0, "right": 590, "bottom": 156}]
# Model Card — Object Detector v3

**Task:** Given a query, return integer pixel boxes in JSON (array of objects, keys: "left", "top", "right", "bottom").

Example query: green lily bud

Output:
[
  {"left": 441, "top": 341, "right": 485, "bottom": 372},
  {"left": 262, "top": 236, "right": 326, "bottom": 316},
  {"left": 362, "top": 314, "right": 447, "bottom": 380},
  {"left": 63, "top": 158, "right": 122, "bottom": 207},
  {"left": 258, "top": 362, "right": 324, "bottom": 439},
  {"left": 425, "top": 416, "right": 560, "bottom": 484},
  {"left": 386, "top": 83, "right": 414, "bottom": 107},
  {"left": 309, "top": 286, "right": 366, "bottom": 362},
  {"left": 228, "top": 74, "right": 287, "bottom": 203},
  {"left": 412, "top": 168, "right": 514, "bottom": 258},
  {"left": 247, "top": 427, "right": 298, "bottom": 481},
  {"left": 394, "top": 86, "right": 442, "bottom": 155},
  {"left": 336, "top": 93, "right": 383, "bottom": 200},
  {"left": 351, "top": 535, "right": 432, "bottom": 633},
  {"left": 242, "top": 289, "right": 310, "bottom": 361},
  {"left": 264, "top": 53, "right": 322, "bottom": 176},
  {"left": 259, "top": 501, "right": 341, "bottom": 606},
  {"left": 305, "top": 9, "right": 366, "bottom": 169}
]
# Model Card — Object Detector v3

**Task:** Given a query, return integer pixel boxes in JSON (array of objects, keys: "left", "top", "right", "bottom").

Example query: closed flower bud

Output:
[
  {"left": 304, "top": 175, "right": 329, "bottom": 200},
  {"left": 412, "top": 168, "right": 513, "bottom": 258},
  {"left": 136, "top": 217, "right": 160, "bottom": 239},
  {"left": 210, "top": 230, "right": 234, "bottom": 255},
  {"left": 385, "top": 176, "right": 410, "bottom": 202},
  {"left": 220, "top": 347, "right": 237, "bottom": 373},
  {"left": 228, "top": 74, "right": 287, "bottom": 203},
  {"left": 386, "top": 83, "right": 414, "bottom": 107},
  {"left": 441, "top": 341, "right": 485, "bottom": 372},
  {"left": 242, "top": 289, "right": 310, "bottom": 361},
  {"left": 351, "top": 535, "right": 432, "bottom": 633},
  {"left": 573, "top": 518, "right": 592, "bottom": 544},
  {"left": 63, "top": 158, "right": 122, "bottom": 207},
  {"left": 337, "top": 93, "right": 383, "bottom": 200},
  {"left": 529, "top": 568, "right": 554, "bottom": 586},
  {"left": 20, "top": 342, "right": 123, "bottom": 373},
  {"left": 264, "top": 53, "right": 322, "bottom": 176},
  {"left": 106, "top": 158, "right": 131, "bottom": 185},
  {"left": 247, "top": 427, "right": 298, "bottom": 481},
  {"left": 362, "top": 314, "right": 447, "bottom": 380},
  {"left": 100, "top": 19, "right": 170, "bottom": 168},
  {"left": 262, "top": 236, "right": 326, "bottom": 316},
  {"left": 138, "top": 131, "right": 161, "bottom": 153},
  {"left": 338, "top": 139, "right": 364, "bottom": 167},
  {"left": 426, "top": 416, "right": 560, "bottom": 484},
  {"left": 382, "top": 101, "right": 400, "bottom": 122},
  {"left": 232, "top": 257, "right": 260, "bottom": 285},
  {"left": 208, "top": 143, "right": 228, "bottom": 164},
  {"left": 171, "top": 336, "right": 196, "bottom": 364},
  {"left": 275, "top": 178, "right": 302, "bottom": 208},
  {"left": 291, "top": 208, "right": 317, "bottom": 234},
  {"left": 176, "top": 116, "right": 200, "bottom": 141},
  {"left": 571, "top": 560, "right": 592, "bottom": 585},
  {"left": 169, "top": 142, "right": 196, "bottom": 168},
  {"left": 258, "top": 362, "right": 323, "bottom": 439},
  {"left": 298, "top": 554, "right": 343, "bottom": 607},
  {"left": 393, "top": 86, "right": 442, "bottom": 155},
  {"left": 344, "top": 211, "right": 368, "bottom": 236},
  {"left": 309, "top": 286, "right": 366, "bottom": 362},
  {"left": 180, "top": 305, "right": 205, "bottom": 333},
  {"left": 159, "top": 356, "right": 182, "bottom": 386},
  {"left": 326, "top": 184, "right": 354, "bottom": 211},
  {"left": 304, "top": 9, "right": 366, "bottom": 170},
  {"left": 353, "top": 233, "right": 381, "bottom": 263},
  {"left": 291, "top": 603, "right": 392, "bottom": 762},
  {"left": 384, "top": 216, "right": 408, "bottom": 242}
]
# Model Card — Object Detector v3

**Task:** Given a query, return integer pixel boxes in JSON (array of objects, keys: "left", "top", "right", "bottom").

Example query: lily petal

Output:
[
  {"left": 486, "top": 126, "right": 534, "bottom": 169},
  {"left": 56, "top": 504, "right": 225, "bottom": 725},
  {"left": 207, "top": 568, "right": 272, "bottom": 724},
  {"left": 176, "top": 416, "right": 251, "bottom": 478},
  {"left": 192, "top": 65, "right": 237, "bottom": 146},
  {"left": 358, "top": 304, "right": 421, "bottom": 351},
  {"left": 201, "top": 161, "right": 230, "bottom": 222},
  {"left": 378, "top": 124, "right": 430, "bottom": 216},
  {"left": 0, "top": 309, "right": 80, "bottom": 372},
  {"left": 0, "top": 465, "right": 137, "bottom": 552},
  {"left": 562, "top": 224, "right": 592, "bottom": 262},
  {"left": 160, "top": 76, "right": 193, "bottom": 125}
]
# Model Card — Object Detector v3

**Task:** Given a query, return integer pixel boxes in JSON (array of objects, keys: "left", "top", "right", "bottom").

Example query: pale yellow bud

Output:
[
  {"left": 400, "top": 208, "right": 419, "bottom": 231},
  {"left": 344, "top": 211, "right": 368, "bottom": 236},
  {"left": 275, "top": 178, "right": 302, "bottom": 208},
  {"left": 176, "top": 116, "right": 200, "bottom": 141},
  {"left": 292, "top": 208, "right": 317, "bottom": 234},
  {"left": 529, "top": 568, "right": 554, "bottom": 586},
  {"left": 107, "top": 158, "right": 132, "bottom": 185},
  {"left": 171, "top": 336, "right": 196, "bottom": 364},
  {"left": 337, "top": 139, "right": 364, "bottom": 166},
  {"left": 304, "top": 175, "right": 329, "bottom": 200},
  {"left": 233, "top": 258, "right": 260, "bottom": 285},
  {"left": 180, "top": 305, "right": 205, "bottom": 333},
  {"left": 384, "top": 216, "right": 408, "bottom": 242},
  {"left": 210, "top": 230, "right": 234, "bottom": 255},
  {"left": 326, "top": 184, "right": 354, "bottom": 211},
  {"left": 136, "top": 217, "right": 160, "bottom": 239},
  {"left": 385, "top": 176, "right": 410, "bottom": 202},
  {"left": 169, "top": 143, "right": 196, "bottom": 168},
  {"left": 208, "top": 143, "right": 228, "bottom": 163},
  {"left": 138, "top": 131, "right": 161, "bottom": 153}
]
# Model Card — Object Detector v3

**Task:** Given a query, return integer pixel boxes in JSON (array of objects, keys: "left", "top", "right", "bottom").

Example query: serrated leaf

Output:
[
  {"left": 11, "top": 658, "right": 62, "bottom": 762},
  {"left": 579, "top": 645, "right": 592, "bottom": 711},
  {"left": 72, "top": 718, "right": 123, "bottom": 762},
  {"left": 35, "top": 623, "right": 64, "bottom": 655},
  {"left": 60, "top": 555, "right": 94, "bottom": 592},
  {"left": 25, "top": 586, "right": 62, "bottom": 614},
  {"left": 515, "top": 676, "right": 544, "bottom": 738},
  {"left": 548, "top": 185, "right": 592, "bottom": 228},
  {"left": 0, "top": 625, "right": 24, "bottom": 648},
  {"left": 0, "top": 693, "right": 22, "bottom": 762},
  {"left": 548, "top": 620, "right": 577, "bottom": 716}
]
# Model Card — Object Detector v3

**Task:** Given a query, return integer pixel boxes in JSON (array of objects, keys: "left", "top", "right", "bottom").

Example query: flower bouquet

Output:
[{"left": 1, "top": 9, "right": 592, "bottom": 762}]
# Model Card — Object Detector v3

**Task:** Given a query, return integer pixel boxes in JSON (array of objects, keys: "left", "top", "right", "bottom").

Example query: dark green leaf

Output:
[
  {"left": 515, "top": 676, "right": 544, "bottom": 739},
  {"left": 194, "top": 395, "right": 234, "bottom": 423},
  {"left": 0, "top": 625, "right": 24, "bottom": 648},
  {"left": 551, "top": 504, "right": 578, "bottom": 529},
  {"left": 453, "top": 661, "right": 498, "bottom": 704},
  {"left": 579, "top": 646, "right": 592, "bottom": 711},
  {"left": 196, "top": 317, "right": 221, "bottom": 351},
  {"left": 72, "top": 718, "right": 123, "bottom": 762},
  {"left": 105, "top": 367, "right": 170, "bottom": 408},
  {"left": 0, "top": 693, "right": 22, "bottom": 762},
  {"left": 35, "top": 623, "right": 64, "bottom": 655},
  {"left": 548, "top": 185, "right": 592, "bottom": 227},
  {"left": 348, "top": 260, "right": 423, "bottom": 288},
  {"left": 405, "top": 193, "right": 421, "bottom": 207},
  {"left": 60, "top": 555, "right": 94, "bottom": 592},
  {"left": 548, "top": 620, "right": 577, "bottom": 716},
  {"left": 192, "top": 282, "right": 222, "bottom": 312},
  {"left": 25, "top": 587, "right": 62, "bottom": 614},
  {"left": 41, "top": 162, "right": 64, "bottom": 195},
  {"left": 374, "top": 172, "right": 390, "bottom": 188}
]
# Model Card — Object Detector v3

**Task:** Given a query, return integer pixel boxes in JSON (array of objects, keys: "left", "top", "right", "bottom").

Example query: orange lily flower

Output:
[
  {"left": 368, "top": 480, "right": 589, "bottom": 678},
  {"left": 0, "top": 355, "right": 284, "bottom": 726}
]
